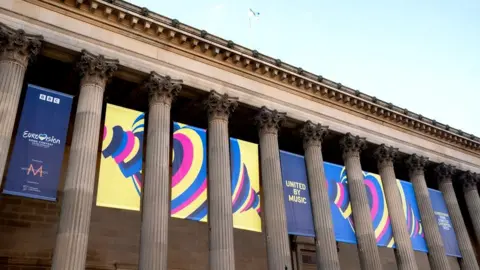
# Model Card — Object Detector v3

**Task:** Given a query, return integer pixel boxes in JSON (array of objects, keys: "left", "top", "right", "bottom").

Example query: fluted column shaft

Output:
[
  {"left": 340, "top": 134, "right": 382, "bottom": 270},
  {"left": 406, "top": 155, "right": 450, "bottom": 270},
  {"left": 255, "top": 107, "right": 292, "bottom": 270},
  {"left": 375, "top": 145, "right": 418, "bottom": 270},
  {"left": 52, "top": 51, "right": 118, "bottom": 270},
  {"left": 138, "top": 73, "right": 182, "bottom": 270},
  {"left": 439, "top": 183, "right": 478, "bottom": 269},
  {"left": 0, "top": 24, "right": 42, "bottom": 185},
  {"left": 205, "top": 91, "right": 238, "bottom": 270},
  {"left": 462, "top": 172, "right": 480, "bottom": 245},
  {"left": 465, "top": 190, "right": 480, "bottom": 244},
  {"left": 435, "top": 165, "right": 480, "bottom": 270},
  {"left": 301, "top": 121, "right": 340, "bottom": 270}
]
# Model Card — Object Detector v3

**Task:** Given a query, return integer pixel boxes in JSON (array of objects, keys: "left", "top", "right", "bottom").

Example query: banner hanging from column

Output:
[
  {"left": 97, "top": 120, "right": 261, "bottom": 232},
  {"left": 324, "top": 162, "right": 395, "bottom": 247},
  {"left": 3, "top": 84, "right": 73, "bottom": 201},
  {"left": 280, "top": 151, "right": 315, "bottom": 237},
  {"left": 171, "top": 122, "right": 261, "bottom": 232},
  {"left": 280, "top": 149, "right": 459, "bottom": 256},
  {"left": 170, "top": 122, "right": 208, "bottom": 221},
  {"left": 397, "top": 181, "right": 427, "bottom": 252},
  {"left": 429, "top": 189, "right": 461, "bottom": 257},
  {"left": 96, "top": 104, "right": 145, "bottom": 211}
]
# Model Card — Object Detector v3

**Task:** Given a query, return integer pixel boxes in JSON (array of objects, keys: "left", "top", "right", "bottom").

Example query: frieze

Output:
[{"left": 34, "top": 0, "right": 480, "bottom": 154}]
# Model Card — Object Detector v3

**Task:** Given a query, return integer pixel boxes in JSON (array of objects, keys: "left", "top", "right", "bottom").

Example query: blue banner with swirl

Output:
[
  {"left": 281, "top": 149, "right": 459, "bottom": 256},
  {"left": 3, "top": 85, "right": 72, "bottom": 201}
]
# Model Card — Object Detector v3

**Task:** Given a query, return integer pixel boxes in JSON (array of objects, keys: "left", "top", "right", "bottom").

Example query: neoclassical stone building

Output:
[{"left": 1, "top": 0, "right": 480, "bottom": 270}]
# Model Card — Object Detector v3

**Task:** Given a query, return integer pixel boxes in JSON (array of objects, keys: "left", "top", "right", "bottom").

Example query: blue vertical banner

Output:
[
  {"left": 429, "top": 189, "right": 461, "bottom": 257},
  {"left": 280, "top": 151, "right": 315, "bottom": 237},
  {"left": 324, "top": 161, "right": 357, "bottom": 244},
  {"left": 397, "top": 180, "right": 427, "bottom": 252},
  {"left": 3, "top": 84, "right": 73, "bottom": 201}
]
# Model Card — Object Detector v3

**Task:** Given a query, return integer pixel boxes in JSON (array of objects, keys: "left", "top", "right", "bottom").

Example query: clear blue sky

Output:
[{"left": 128, "top": 0, "right": 480, "bottom": 136}]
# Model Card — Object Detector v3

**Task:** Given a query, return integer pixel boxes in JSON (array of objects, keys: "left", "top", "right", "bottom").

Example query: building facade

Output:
[{"left": 1, "top": 0, "right": 480, "bottom": 270}]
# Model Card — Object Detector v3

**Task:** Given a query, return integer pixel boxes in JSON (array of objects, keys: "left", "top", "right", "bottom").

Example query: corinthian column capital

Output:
[
  {"left": 77, "top": 50, "right": 119, "bottom": 87},
  {"left": 143, "top": 71, "right": 182, "bottom": 106},
  {"left": 461, "top": 171, "right": 479, "bottom": 192},
  {"left": 405, "top": 154, "right": 429, "bottom": 176},
  {"left": 203, "top": 90, "right": 238, "bottom": 121},
  {"left": 300, "top": 120, "right": 329, "bottom": 149},
  {"left": 434, "top": 163, "right": 456, "bottom": 184},
  {"left": 373, "top": 144, "right": 398, "bottom": 168},
  {"left": 0, "top": 23, "right": 43, "bottom": 65},
  {"left": 254, "top": 106, "right": 286, "bottom": 135},
  {"left": 373, "top": 144, "right": 398, "bottom": 165},
  {"left": 339, "top": 133, "right": 366, "bottom": 158}
]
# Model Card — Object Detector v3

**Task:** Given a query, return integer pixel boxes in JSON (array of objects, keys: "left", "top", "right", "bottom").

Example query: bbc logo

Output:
[{"left": 39, "top": 94, "right": 60, "bottom": 104}]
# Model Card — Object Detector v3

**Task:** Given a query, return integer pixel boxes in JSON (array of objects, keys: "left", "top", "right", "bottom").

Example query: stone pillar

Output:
[
  {"left": 435, "top": 164, "right": 479, "bottom": 270},
  {"left": 461, "top": 172, "right": 480, "bottom": 245},
  {"left": 374, "top": 145, "right": 418, "bottom": 270},
  {"left": 405, "top": 154, "right": 449, "bottom": 270},
  {"left": 52, "top": 50, "right": 118, "bottom": 270},
  {"left": 0, "top": 23, "right": 42, "bottom": 185},
  {"left": 138, "top": 72, "right": 182, "bottom": 270},
  {"left": 300, "top": 121, "right": 340, "bottom": 270},
  {"left": 340, "top": 133, "right": 382, "bottom": 270},
  {"left": 204, "top": 90, "right": 238, "bottom": 270},
  {"left": 255, "top": 107, "right": 292, "bottom": 270}
]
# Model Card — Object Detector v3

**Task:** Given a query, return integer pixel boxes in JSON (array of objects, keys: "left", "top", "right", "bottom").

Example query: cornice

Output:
[{"left": 32, "top": 0, "right": 480, "bottom": 154}]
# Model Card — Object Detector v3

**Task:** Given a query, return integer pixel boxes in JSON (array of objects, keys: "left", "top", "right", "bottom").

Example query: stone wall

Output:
[
  {"left": 0, "top": 193, "right": 462, "bottom": 270},
  {"left": 0, "top": 193, "right": 267, "bottom": 270}
]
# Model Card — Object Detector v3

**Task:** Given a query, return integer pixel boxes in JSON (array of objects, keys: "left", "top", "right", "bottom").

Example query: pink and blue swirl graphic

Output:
[
  {"left": 399, "top": 181, "right": 427, "bottom": 252},
  {"left": 325, "top": 161, "right": 426, "bottom": 251},
  {"left": 102, "top": 113, "right": 144, "bottom": 195},
  {"left": 170, "top": 122, "right": 261, "bottom": 230},
  {"left": 170, "top": 122, "right": 208, "bottom": 221},
  {"left": 326, "top": 163, "right": 394, "bottom": 247},
  {"left": 230, "top": 139, "right": 261, "bottom": 216}
]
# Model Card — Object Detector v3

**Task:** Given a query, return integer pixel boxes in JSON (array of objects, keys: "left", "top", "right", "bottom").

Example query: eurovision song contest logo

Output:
[{"left": 22, "top": 130, "right": 61, "bottom": 148}]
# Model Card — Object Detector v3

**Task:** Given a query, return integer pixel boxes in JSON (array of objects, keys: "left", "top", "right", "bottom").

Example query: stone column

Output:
[
  {"left": 138, "top": 72, "right": 182, "bottom": 270},
  {"left": 374, "top": 145, "right": 418, "bottom": 270},
  {"left": 435, "top": 164, "right": 479, "bottom": 270},
  {"left": 0, "top": 23, "right": 42, "bottom": 185},
  {"left": 52, "top": 50, "right": 118, "bottom": 270},
  {"left": 300, "top": 121, "right": 340, "bottom": 270},
  {"left": 255, "top": 106, "right": 292, "bottom": 270},
  {"left": 340, "top": 133, "right": 382, "bottom": 270},
  {"left": 405, "top": 154, "right": 449, "bottom": 270},
  {"left": 204, "top": 90, "right": 238, "bottom": 270},
  {"left": 461, "top": 172, "right": 480, "bottom": 245}
]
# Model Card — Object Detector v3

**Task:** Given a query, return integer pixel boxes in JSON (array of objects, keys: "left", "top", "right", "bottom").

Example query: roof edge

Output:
[{"left": 35, "top": 0, "right": 480, "bottom": 153}]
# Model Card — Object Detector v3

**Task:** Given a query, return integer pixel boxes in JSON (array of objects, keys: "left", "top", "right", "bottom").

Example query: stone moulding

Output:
[{"left": 31, "top": 0, "right": 480, "bottom": 154}]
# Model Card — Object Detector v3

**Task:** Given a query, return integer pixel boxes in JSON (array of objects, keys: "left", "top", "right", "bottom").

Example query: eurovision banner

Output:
[
  {"left": 3, "top": 84, "right": 72, "bottom": 201},
  {"left": 97, "top": 119, "right": 261, "bottom": 232},
  {"left": 280, "top": 151, "right": 314, "bottom": 237},
  {"left": 171, "top": 122, "right": 261, "bottom": 232},
  {"left": 281, "top": 150, "right": 459, "bottom": 256},
  {"left": 96, "top": 104, "right": 145, "bottom": 211},
  {"left": 397, "top": 181, "right": 427, "bottom": 252},
  {"left": 429, "top": 189, "right": 461, "bottom": 257}
]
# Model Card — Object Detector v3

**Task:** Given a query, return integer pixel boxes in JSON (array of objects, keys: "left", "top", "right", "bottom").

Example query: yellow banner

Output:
[
  {"left": 97, "top": 118, "right": 261, "bottom": 232},
  {"left": 96, "top": 104, "right": 144, "bottom": 211},
  {"left": 230, "top": 138, "right": 261, "bottom": 232}
]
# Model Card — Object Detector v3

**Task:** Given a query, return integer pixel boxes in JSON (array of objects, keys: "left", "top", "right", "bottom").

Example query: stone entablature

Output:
[{"left": 25, "top": 0, "right": 480, "bottom": 154}]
